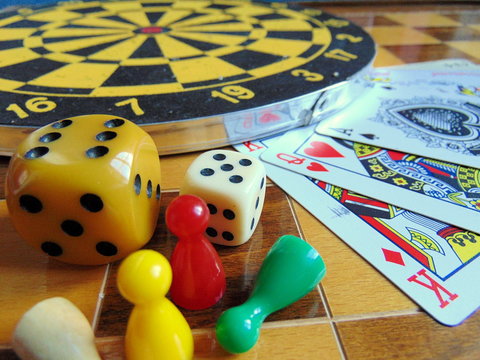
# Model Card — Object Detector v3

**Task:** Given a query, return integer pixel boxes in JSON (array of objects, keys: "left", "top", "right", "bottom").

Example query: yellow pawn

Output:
[{"left": 117, "top": 249, "right": 194, "bottom": 360}]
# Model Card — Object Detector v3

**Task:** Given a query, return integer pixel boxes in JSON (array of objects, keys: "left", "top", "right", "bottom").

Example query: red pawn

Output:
[{"left": 166, "top": 194, "right": 226, "bottom": 310}]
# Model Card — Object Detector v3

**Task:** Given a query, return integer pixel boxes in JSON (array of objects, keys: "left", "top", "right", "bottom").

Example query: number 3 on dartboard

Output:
[
  {"left": 291, "top": 69, "right": 324, "bottom": 82},
  {"left": 211, "top": 85, "right": 255, "bottom": 104}
]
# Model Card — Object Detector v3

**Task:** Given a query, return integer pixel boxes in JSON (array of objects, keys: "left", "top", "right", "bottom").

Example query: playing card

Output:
[
  {"left": 365, "top": 68, "right": 480, "bottom": 94},
  {"left": 384, "top": 58, "right": 479, "bottom": 71},
  {"left": 234, "top": 135, "right": 480, "bottom": 326},
  {"left": 259, "top": 125, "right": 480, "bottom": 235},
  {"left": 314, "top": 78, "right": 480, "bottom": 169}
]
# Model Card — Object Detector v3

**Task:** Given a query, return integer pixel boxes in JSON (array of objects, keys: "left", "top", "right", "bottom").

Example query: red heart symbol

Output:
[
  {"left": 307, "top": 162, "right": 328, "bottom": 172},
  {"left": 259, "top": 113, "right": 280, "bottom": 123},
  {"left": 305, "top": 141, "right": 344, "bottom": 158}
]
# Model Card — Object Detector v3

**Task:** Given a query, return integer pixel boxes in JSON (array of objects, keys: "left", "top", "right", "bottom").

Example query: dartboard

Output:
[{"left": 0, "top": 0, "right": 375, "bottom": 154}]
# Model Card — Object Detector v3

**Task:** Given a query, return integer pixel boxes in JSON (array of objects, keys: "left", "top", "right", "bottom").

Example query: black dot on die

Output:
[
  {"left": 19, "top": 194, "right": 42, "bottom": 213},
  {"left": 207, "top": 204, "right": 217, "bottom": 215},
  {"left": 39, "top": 132, "right": 61, "bottom": 143},
  {"left": 155, "top": 184, "right": 161, "bottom": 200},
  {"left": 200, "top": 168, "right": 214, "bottom": 176},
  {"left": 255, "top": 197, "right": 260, "bottom": 209},
  {"left": 221, "top": 164, "right": 233, "bottom": 171},
  {"left": 213, "top": 153, "right": 226, "bottom": 161},
  {"left": 104, "top": 118, "right": 125, "bottom": 128},
  {"left": 222, "top": 231, "right": 234, "bottom": 241},
  {"left": 223, "top": 209, "right": 235, "bottom": 220},
  {"left": 41, "top": 242, "right": 63, "bottom": 257},
  {"left": 251, "top": 218, "right": 255, "bottom": 230},
  {"left": 80, "top": 194, "right": 103, "bottom": 212},
  {"left": 134, "top": 174, "right": 141, "bottom": 195},
  {"left": 239, "top": 159, "right": 252, "bottom": 166},
  {"left": 229, "top": 175, "right": 243, "bottom": 184},
  {"left": 86, "top": 146, "right": 109, "bottom": 158},
  {"left": 96, "top": 131, "right": 117, "bottom": 141},
  {"left": 24, "top": 146, "right": 49, "bottom": 159},
  {"left": 260, "top": 177, "right": 265, "bottom": 189},
  {"left": 61, "top": 220, "right": 84, "bottom": 237},
  {"left": 96, "top": 241, "right": 118, "bottom": 256},
  {"left": 206, "top": 227, "right": 218, "bottom": 237},
  {"left": 51, "top": 119, "right": 72, "bottom": 129},
  {"left": 146, "top": 180, "right": 152, "bottom": 198}
]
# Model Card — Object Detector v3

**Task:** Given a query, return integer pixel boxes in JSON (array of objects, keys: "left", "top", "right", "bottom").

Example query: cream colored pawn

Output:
[{"left": 12, "top": 297, "right": 101, "bottom": 360}]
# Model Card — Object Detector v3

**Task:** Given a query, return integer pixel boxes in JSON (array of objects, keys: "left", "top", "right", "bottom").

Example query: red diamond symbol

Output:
[{"left": 382, "top": 248, "right": 405, "bottom": 266}]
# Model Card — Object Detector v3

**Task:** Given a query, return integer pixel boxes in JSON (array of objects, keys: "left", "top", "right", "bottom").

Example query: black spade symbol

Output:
[{"left": 395, "top": 106, "right": 474, "bottom": 137}]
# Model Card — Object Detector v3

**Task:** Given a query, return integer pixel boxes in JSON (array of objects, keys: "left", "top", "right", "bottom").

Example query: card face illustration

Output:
[
  {"left": 259, "top": 126, "right": 480, "bottom": 234},
  {"left": 307, "top": 178, "right": 480, "bottom": 326},
  {"left": 235, "top": 135, "right": 480, "bottom": 326},
  {"left": 315, "top": 82, "right": 480, "bottom": 169}
]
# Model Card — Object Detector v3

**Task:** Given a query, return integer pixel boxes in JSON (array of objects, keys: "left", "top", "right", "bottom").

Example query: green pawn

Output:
[{"left": 215, "top": 235, "right": 326, "bottom": 354}]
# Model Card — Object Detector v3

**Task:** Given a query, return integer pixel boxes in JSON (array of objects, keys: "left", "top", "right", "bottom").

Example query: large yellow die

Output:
[{"left": 5, "top": 114, "right": 161, "bottom": 265}]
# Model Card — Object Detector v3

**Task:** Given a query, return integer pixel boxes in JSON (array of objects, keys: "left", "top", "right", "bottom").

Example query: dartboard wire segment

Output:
[{"left": 0, "top": 0, "right": 375, "bottom": 155}]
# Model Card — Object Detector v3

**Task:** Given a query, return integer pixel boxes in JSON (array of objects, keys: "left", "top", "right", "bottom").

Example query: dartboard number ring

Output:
[
  {"left": 211, "top": 86, "right": 256, "bottom": 104},
  {"left": 0, "top": 0, "right": 375, "bottom": 154}
]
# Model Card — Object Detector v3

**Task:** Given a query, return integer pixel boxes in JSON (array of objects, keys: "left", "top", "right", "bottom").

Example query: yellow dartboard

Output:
[{"left": 0, "top": 0, "right": 375, "bottom": 154}]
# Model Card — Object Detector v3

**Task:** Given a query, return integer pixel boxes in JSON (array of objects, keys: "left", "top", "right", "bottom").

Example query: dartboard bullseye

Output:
[
  {"left": 0, "top": 0, "right": 375, "bottom": 155},
  {"left": 138, "top": 26, "right": 166, "bottom": 33}
]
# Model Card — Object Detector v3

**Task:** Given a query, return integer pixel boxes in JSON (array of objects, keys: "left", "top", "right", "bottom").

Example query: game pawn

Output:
[
  {"left": 216, "top": 235, "right": 327, "bottom": 354},
  {"left": 166, "top": 194, "right": 226, "bottom": 310},
  {"left": 117, "top": 249, "right": 193, "bottom": 360},
  {"left": 12, "top": 297, "right": 101, "bottom": 360}
]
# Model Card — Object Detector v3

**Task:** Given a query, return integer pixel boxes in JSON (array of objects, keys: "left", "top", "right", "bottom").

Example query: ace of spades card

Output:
[{"left": 315, "top": 77, "right": 480, "bottom": 169}]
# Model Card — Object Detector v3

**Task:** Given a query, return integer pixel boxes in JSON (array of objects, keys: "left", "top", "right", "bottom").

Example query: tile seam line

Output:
[
  {"left": 88, "top": 307, "right": 422, "bottom": 335},
  {"left": 320, "top": 284, "right": 347, "bottom": 360},
  {"left": 92, "top": 262, "right": 112, "bottom": 333},
  {"left": 332, "top": 308, "right": 422, "bottom": 323},
  {"left": 286, "top": 196, "right": 347, "bottom": 360},
  {"left": 254, "top": 317, "right": 331, "bottom": 329},
  {"left": 92, "top": 318, "right": 333, "bottom": 338}
]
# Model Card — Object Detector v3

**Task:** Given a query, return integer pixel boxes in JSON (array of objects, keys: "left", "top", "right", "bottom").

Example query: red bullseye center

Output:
[{"left": 140, "top": 26, "right": 164, "bottom": 34}]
